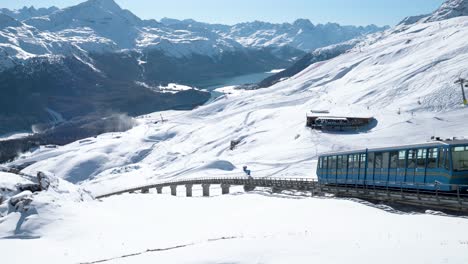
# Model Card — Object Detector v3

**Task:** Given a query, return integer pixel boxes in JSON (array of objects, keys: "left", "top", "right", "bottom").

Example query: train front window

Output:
[
  {"left": 452, "top": 146, "right": 468, "bottom": 171},
  {"left": 427, "top": 148, "right": 438, "bottom": 168}
]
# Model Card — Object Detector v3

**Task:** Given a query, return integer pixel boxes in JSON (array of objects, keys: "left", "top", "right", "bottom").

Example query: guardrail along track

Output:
[{"left": 96, "top": 177, "right": 468, "bottom": 213}]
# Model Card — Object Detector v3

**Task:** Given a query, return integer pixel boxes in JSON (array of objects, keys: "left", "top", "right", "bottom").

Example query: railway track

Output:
[{"left": 96, "top": 177, "right": 468, "bottom": 213}]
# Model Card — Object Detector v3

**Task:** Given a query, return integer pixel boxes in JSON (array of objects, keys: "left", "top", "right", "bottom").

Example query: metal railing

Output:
[{"left": 95, "top": 177, "right": 468, "bottom": 212}]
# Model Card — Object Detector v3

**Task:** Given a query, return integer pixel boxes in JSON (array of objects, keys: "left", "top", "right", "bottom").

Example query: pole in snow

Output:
[{"left": 455, "top": 78, "right": 467, "bottom": 105}]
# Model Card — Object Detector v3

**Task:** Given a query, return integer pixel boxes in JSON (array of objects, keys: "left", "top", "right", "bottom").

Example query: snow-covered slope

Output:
[
  {"left": 425, "top": 0, "right": 468, "bottom": 22},
  {"left": 9, "top": 14, "right": 468, "bottom": 195}
]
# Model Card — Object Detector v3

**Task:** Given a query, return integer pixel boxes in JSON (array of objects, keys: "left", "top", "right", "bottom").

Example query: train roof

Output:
[{"left": 320, "top": 139, "right": 468, "bottom": 156}]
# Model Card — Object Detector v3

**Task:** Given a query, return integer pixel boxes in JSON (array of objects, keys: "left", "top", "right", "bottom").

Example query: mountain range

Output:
[{"left": 0, "top": 0, "right": 386, "bottom": 135}]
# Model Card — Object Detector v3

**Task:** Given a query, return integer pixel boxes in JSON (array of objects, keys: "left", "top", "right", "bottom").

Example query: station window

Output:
[
  {"left": 407, "top": 150, "right": 417, "bottom": 168},
  {"left": 390, "top": 151, "right": 399, "bottom": 168},
  {"left": 452, "top": 146, "right": 468, "bottom": 171},
  {"left": 427, "top": 148, "right": 438, "bottom": 168},
  {"left": 416, "top": 149, "right": 427, "bottom": 168},
  {"left": 398, "top": 150, "right": 406, "bottom": 168}
]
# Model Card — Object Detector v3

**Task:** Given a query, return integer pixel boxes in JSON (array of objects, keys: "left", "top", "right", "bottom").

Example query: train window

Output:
[
  {"left": 427, "top": 148, "right": 438, "bottom": 168},
  {"left": 374, "top": 153, "right": 383, "bottom": 168},
  {"left": 348, "top": 155, "right": 354, "bottom": 169},
  {"left": 452, "top": 146, "right": 468, "bottom": 171},
  {"left": 417, "top": 149, "right": 427, "bottom": 168},
  {"left": 330, "top": 156, "right": 337, "bottom": 169},
  {"left": 318, "top": 158, "right": 323, "bottom": 169},
  {"left": 337, "top": 156, "right": 343, "bottom": 169},
  {"left": 354, "top": 154, "right": 360, "bottom": 168},
  {"left": 398, "top": 150, "right": 406, "bottom": 168},
  {"left": 323, "top": 157, "right": 328, "bottom": 169},
  {"left": 360, "top": 154, "right": 366, "bottom": 169},
  {"left": 407, "top": 150, "right": 417, "bottom": 168},
  {"left": 382, "top": 152, "right": 390, "bottom": 169},
  {"left": 438, "top": 148, "right": 445, "bottom": 168},
  {"left": 390, "top": 152, "right": 398, "bottom": 168},
  {"left": 367, "top": 152, "right": 375, "bottom": 169},
  {"left": 444, "top": 149, "right": 450, "bottom": 170}
]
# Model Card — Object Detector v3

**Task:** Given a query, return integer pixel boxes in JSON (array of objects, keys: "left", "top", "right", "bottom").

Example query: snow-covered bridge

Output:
[{"left": 96, "top": 177, "right": 468, "bottom": 213}]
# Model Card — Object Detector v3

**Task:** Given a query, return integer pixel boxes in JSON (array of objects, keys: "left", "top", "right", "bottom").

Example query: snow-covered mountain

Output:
[
  {"left": 0, "top": 0, "right": 386, "bottom": 134},
  {"left": 0, "top": 6, "right": 59, "bottom": 21},
  {"left": 425, "top": 0, "right": 468, "bottom": 22},
  {"left": 160, "top": 18, "right": 385, "bottom": 52},
  {"left": 400, "top": 0, "right": 468, "bottom": 25},
  {"left": 1, "top": 0, "right": 468, "bottom": 262},
  {"left": 0, "top": 0, "right": 386, "bottom": 70}
]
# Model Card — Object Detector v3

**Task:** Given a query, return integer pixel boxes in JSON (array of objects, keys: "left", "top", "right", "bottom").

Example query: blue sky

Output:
[{"left": 2, "top": 0, "right": 446, "bottom": 26}]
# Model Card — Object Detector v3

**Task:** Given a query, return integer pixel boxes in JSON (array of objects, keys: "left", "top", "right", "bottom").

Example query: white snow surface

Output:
[{"left": 2, "top": 8, "right": 468, "bottom": 264}]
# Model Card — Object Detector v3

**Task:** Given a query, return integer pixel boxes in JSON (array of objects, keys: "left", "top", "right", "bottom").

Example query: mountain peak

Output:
[
  {"left": 78, "top": 0, "right": 122, "bottom": 13},
  {"left": 426, "top": 0, "right": 468, "bottom": 22},
  {"left": 293, "top": 19, "right": 314, "bottom": 28}
]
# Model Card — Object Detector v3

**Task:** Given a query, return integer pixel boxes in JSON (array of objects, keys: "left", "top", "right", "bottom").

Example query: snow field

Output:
[{"left": 2, "top": 192, "right": 468, "bottom": 263}]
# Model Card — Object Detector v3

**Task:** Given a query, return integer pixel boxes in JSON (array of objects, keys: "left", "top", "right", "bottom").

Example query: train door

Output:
[
  {"left": 396, "top": 150, "right": 407, "bottom": 184},
  {"left": 406, "top": 149, "right": 417, "bottom": 185},
  {"left": 388, "top": 151, "right": 399, "bottom": 183}
]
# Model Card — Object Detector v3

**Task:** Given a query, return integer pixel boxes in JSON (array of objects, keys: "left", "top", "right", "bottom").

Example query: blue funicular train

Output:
[{"left": 317, "top": 139, "right": 468, "bottom": 192}]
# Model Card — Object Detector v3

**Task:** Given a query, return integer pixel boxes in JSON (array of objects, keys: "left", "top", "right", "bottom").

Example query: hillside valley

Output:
[{"left": 1, "top": 0, "right": 468, "bottom": 263}]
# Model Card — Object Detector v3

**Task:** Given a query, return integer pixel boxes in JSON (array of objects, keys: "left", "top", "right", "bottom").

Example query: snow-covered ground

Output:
[
  {"left": 1, "top": 3, "right": 468, "bottom": 263},
  {"left": 0, "top": 132, "right": 32, "bottom": 141},
  {"left": 2, "top": 191, "right": 468, "bottom": 264}
]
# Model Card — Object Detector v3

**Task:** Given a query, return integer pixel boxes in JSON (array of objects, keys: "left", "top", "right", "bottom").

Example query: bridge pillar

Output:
[
  {"left": 170, "top": 185, "right": 177, "bottom": 196},
  {"left": 202, "top": 184, "right": 210, "bottom": 197},
  {"left": 156, "top": 186, "right": 163, "bottom": 194},
  {"left": 141, "top": 187, "right": 149, "bottom": 194},
  {"left": 244, "top": 185, "right": 256, "bottom": 192},
  {"left": 185, "top": 184, "right": 193, "bottom": 197},
  {"left": 272, "top": 186, "right": 283, "bottom": 193},
  {"left": 221, "top": 184, "right": 230, "bottom": 195}
]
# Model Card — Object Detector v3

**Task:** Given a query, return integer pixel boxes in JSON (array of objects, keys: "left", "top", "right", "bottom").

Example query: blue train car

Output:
[{"left": 317, "top": 140, "right": 468, "bottom": 192}]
